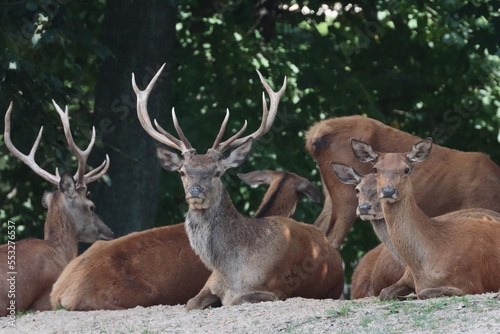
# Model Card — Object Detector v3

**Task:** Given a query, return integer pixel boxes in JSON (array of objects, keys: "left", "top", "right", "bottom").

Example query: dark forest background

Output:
[{"left": 1, "top": 0, "right": 499, "bottom": 283}]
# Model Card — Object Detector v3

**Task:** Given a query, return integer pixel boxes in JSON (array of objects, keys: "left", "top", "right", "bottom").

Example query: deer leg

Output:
[
  {"left": 231, "top": 291, "right": 279, "bottom": 306},
  {"left": 379, "top": 267, "right": 415, "bottom": 300},
  {"left": 186, "top": 284, "right": 221, "bottom": 311},
  {"left": 417, "top": 287, "right": 464, "bottom": 299}
]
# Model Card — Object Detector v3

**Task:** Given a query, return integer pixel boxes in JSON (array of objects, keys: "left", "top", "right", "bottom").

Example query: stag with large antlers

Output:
[
  {"left": 50, "top": 169, "right": 322, "bottom": 311},
  {"left": 132, "top": 65, "right": 344, "bottom": 309},
  {"left": 0, "top": 101, "right": 113, "bottom": 317}
]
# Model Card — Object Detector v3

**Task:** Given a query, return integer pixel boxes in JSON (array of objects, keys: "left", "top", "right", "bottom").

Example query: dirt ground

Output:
[{"left": 3, "top": 293, "right": 500, "bottom": 334}]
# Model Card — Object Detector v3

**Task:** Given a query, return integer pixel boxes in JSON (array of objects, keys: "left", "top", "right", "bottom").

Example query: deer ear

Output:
[
  {"left": 296, "top": 181, "right": 323, "bottom": 204},
  {"left": 237, "top": 170, "right": 272, "bottom": 186},
  {"left": 407, "top": 138, "right": 433, "bottom": 162},
  {"left": 221, "top": 138, "right": 253, "bottom": 169},
  {"left": 156, "top": 145, "right": 184, "bottom": 171},
  {"left": 351, "top": 139, "right": 379, "bottom": 163},
  {"left": 59, "top": 172, "right": 76, "bottom": 198},
  {"left": 42, "top": 190, "right": 52, "bottom": 208},
  {"left": 330, "top": 162, "right": 363, "bottom": 185}
]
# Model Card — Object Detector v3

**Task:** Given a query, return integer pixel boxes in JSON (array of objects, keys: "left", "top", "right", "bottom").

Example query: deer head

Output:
[
  {"left": 330, "top": 162, "right": 384, "bottom": 221},
  {"left": 4, "top": 101, "right": 113, "bottom": 242},
  {"left": 132, "top": 64, "right": 286, "bottom": 211},
  {"left": 351, "top": 138, "right": 433, "bottom": 203}
]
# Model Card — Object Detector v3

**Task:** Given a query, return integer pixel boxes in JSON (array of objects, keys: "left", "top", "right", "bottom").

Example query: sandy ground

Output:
[{"left": 3, "top": 293, "right": 500, "bottom": 334}]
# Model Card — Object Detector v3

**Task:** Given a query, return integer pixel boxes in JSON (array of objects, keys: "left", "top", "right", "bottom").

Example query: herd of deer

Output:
[{"left": 1, "top": 66, "right": 500, "bottom": 317}]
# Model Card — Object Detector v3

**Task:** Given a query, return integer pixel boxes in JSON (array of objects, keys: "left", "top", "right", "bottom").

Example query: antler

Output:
[
  {"left": 4, "top": 102, "right": 60, "bottom": 185},
  {"left": 4, "top": 101, "right": 110, "bottom": 188},
  {"left": 131, "top": 64, "right": 194, "bottom": 154},
  {"left": 212, "top": 70, "right": 287, "bottom": 153},
  {"left": 132, "top": 65, "right": 286, "bottom": 154},
  {"left": 52, "top": 100, "right": 110, "bottom": 187}
]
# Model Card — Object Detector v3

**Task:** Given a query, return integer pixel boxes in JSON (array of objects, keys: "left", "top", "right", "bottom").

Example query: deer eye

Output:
[
  {"left": 89, "top": 204, "right": 95, "bottom": 212},
  {"left": 179, "top": 171, "right": 186, "bottom": 177},
  {"left": 404, "top": 167, "right": 410, "bottom": 174},
  {"left": 372, "top": 168, "right": 377, "bottom": 174},
  {"left": 214, "top": 171, "right": 221, "bottom": 177}
]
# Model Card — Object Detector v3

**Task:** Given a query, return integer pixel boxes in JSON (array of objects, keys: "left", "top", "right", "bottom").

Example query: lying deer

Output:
[
  {"left": 330, "top": 164, "right": 405, "bottom": 298},
  {"left": 133, "top": 65, "right": 344, "bottom": 309},
  {"left": 0, "top": 101, "right": 113, "bottom": 316},
  {"left": 305, "top": 116, "right": 500, "bottom": 250},
  {"left": 237, "top": 170, "right": 322, "bottom": 217},
  {"left": 50, "top": 169, "right": 323, "bottom": 310},
  {"left": 332, "top": 160, "right": 500, "bottom": 299},
  {"left": 351, "top": 138, "right": 500, "bottom": 299}
]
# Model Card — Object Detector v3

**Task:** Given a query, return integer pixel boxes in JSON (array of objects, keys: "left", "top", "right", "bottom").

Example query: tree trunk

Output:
[{"left": 90, "top": 0, "right": 176, "bottom": 237}]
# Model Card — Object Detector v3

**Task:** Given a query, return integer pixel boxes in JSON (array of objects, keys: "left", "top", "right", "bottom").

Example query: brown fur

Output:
[
  {"left": 1, "top": 102, "right": 112, "bottom": 317},
  {"left": 305, "top": 115, "right": 500, "bottom": 250},
  {"left": 50, "top": 170, "right": 322, "bottom": 310},
  {"left": 0, "top": 177, "right": 112, "bottom": 317},
  {"left": 133, "top": 67, "right": 344, "bottom": 309},
  {"left": 359, "top": 139, "right": 500, "bottom": 299}
]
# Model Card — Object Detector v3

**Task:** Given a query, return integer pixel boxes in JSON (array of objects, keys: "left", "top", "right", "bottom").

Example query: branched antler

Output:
[{"left": 132, "top": 65, "right": 286, "bottom": 154}]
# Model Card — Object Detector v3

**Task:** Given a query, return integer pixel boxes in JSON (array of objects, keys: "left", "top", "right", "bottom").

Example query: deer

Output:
[
  {"left": 332, "top": 159, "right": 500, "bottom": 299},
  {"left": 237, "top": 169, "right": 322, "bottom": 218},
  {"left": 330, "top": 164, "right": 405, "bottom": 298},
  {"left": 132, "top": 64, "right": 344, "bottom": 310},
  {"left": 350, "top": 137, "right": 500, "bottom": 299},
  {"left": 0, "top": 101, "right": 113, "bottom": 317},
  {"left": 50, "top": 168, "right": 321, "bottom": 310},
  {"left": 305, "top": 115, "right": 500, "bottom": 250}
]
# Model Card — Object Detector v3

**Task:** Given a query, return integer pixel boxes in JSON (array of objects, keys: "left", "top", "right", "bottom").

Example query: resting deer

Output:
[
  {"left": 50, "top": 169, "right": 320, "bottom": 310},
  {"left": 305, "top": 116, "right": 500, "bottom": 250},
  {"left": 0, "top": 101, "right": 113, "bottom": 317},
  {"left": 330, "top": 164, "right": 405, "bottom": 298},
  {"left": 351, "top": 138, "right": 500, "bottom": 299},
  {"left": 132, "top": 65, "right": 344, "bottom": 309},
  {"left": 237, "top": 170, "right": 322, "bottom": 218}
]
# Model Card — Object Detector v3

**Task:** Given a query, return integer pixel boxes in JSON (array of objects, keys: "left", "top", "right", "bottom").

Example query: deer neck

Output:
[
  {"left": 380, "top": 181, "right": 440, "bottom": 272},
  {"left": 44, "top": 200, "right": 79, "bottom": 262},
  {"left": 370, "top": 218, "right": 406, "bottom": 266},
  {"left": 185, "top": 185, "right": 249, "bottom": 271},
  {"left": 254, "top": 175, "right": 296, "bottom": 218}
]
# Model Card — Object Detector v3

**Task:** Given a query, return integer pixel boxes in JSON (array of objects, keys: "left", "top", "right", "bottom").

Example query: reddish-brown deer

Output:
[
  {"left": 330, "top": 163, "right": 406, "bottom": 298},
  {"left": 50, "top": 169, "right": 320, "bottom": 310},
  {"left": 132, "top": 65, "right": 344, "bottom": 309},
  {"left": 237, "top": 170, "right": 322, "bottom": 218},
  {"left": 351, "top": 138, "right": 500, "bottom": 299},
  {"left": 305, "top": 116, "right": 500, "bottom": 250},
  {"left": 0, "top": 101, "right": 112, "bottom": 317}
]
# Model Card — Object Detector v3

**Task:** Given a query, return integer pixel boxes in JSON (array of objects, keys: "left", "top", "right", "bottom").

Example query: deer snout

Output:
[
  {"left": 380, "top": 187, "right": 397, "bottom": 200},
  {"left": 189, "top": 185, "right": 205, "bottom": 197},
  {"left": 358, "top": 203, "right": 372, "bottom": 215}
]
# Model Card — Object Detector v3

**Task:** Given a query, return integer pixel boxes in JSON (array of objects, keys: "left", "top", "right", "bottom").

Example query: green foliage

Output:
[
  {"left": 0, "top": 0, "right": 108, "bottom": 241},
  {"left": 1, "top": 0, "right": 499, "bottom": 287}
]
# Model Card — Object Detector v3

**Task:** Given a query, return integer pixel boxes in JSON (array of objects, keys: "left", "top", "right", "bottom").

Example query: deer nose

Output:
[
  {"left": 380, "top": 187, "right": 396, "bottom": 198},
  {"left": 358, "top": 203, "right": 372, "bottom": 214},
  {"left": 189, "top": 186, "right": 204, "bottom": 197}
]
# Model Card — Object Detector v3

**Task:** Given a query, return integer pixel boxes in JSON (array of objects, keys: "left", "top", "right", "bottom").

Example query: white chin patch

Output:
[
  {"left": 187, "top": 198, "right": 210, "bottom": 210},
  {"left": 359, "top": 214, "right": 374, "bottom": 221}
]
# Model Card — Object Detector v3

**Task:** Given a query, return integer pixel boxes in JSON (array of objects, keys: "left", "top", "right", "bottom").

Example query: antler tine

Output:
[
  {"left": 84, "top": 154, "right": 110, "bottom": 184},
  {"left": 211, "top": 109, "right": 230, "bottom": 149},
  {"left": 132, "top": 64, "right": 192, "bottom": 153},
  {"left": 52, "top": 100, "right": 97, "bottom": 187},
  {"left": 4, "top": 102, "right": 60, "bottom": 185},
  {"left": 216, "top": 71, "right": 287, "bottom": 152}
]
